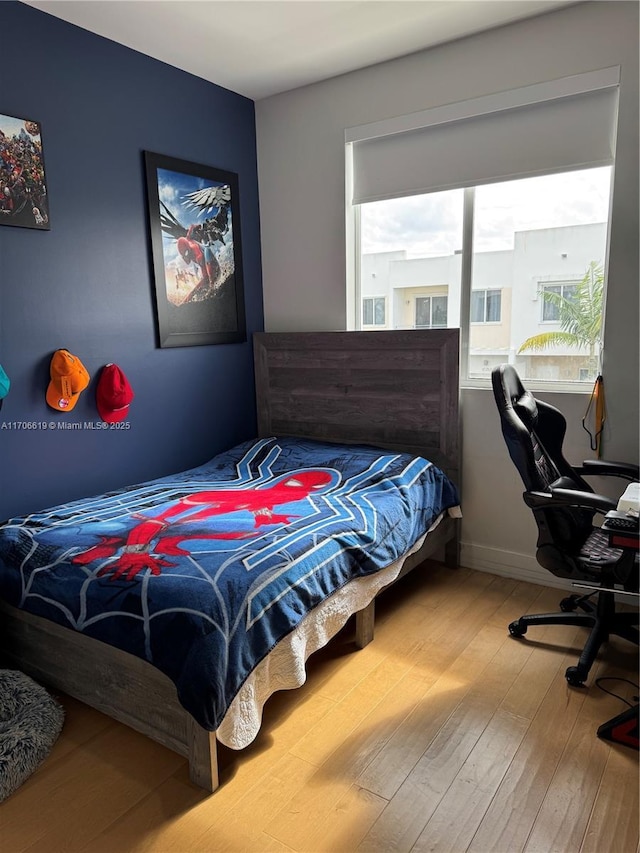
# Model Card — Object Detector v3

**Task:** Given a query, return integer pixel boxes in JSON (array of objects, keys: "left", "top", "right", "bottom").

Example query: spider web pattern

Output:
[{"left": 0, "top": 437, "right": 460, "bottom": 729}]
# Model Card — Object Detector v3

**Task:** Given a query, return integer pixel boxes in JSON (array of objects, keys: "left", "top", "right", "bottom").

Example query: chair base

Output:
[{"left": 508, "top": 590, "right": 639, "bottom": 686}]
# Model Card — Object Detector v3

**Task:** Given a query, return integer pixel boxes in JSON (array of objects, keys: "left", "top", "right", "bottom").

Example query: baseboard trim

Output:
[{"left": 460, "top": 542, "right": 574, "bottom": 591}]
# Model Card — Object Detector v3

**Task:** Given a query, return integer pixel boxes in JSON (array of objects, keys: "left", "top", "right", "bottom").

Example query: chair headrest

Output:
[
  {"left": 513, "top": 390, "right": 539, "bottom": 432},
  {"left": 492, "top": 363, "right": 539, "bottom": 433}
]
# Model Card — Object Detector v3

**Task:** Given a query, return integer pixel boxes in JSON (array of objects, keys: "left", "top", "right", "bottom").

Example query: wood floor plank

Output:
[
  {"left": 580, "top": 740, "right": 640, "bottom": 853},
  {"left": 210, "top": 688, "right": 336, "bottom": 809},
  {"left": 356, "top": 583, "right": 529, "bottom": 801},
  {"left": 264, "top": 658, "right": 425, "bottom": 840},
  {"left": 357, "top": 620, "right": 539, "bottom": 852},
  {"left": 311, "top": 784, "right": 388, "bottom": 853},
  {"left": 290, "top": 649, "right": 416, "bottom": 767},
  {"left": 268, "top": 781, "right": 388, "bottom": 852},
  {"left": 523, "top": 654, "right": 637, "bottom": 853},
  {"left": 498, "top": 621, "right": 585, "bottom": 721},
  {"left": 1, "top": 566, "right": 636, "bottom": 853},
  {"left": 77, "top": 774, "right": 213, "bottom": 853},
  {"left": 2, "top": 725, "right": 184, "bottom": 853},
  {"left": 373, "top": 562, "right": 473, "bottom": 618},
  {"left": 357, "top": 679, "right": 514, "bottom": 852},
  {"left": 41, "top": 694, "right": 117, "bottom": 767},
  {"left": 312, "top": 600, "right": 434, "bottom": 705},
  {"left": 486, "top": 580, "right": 558, "bottom": 630},
  {"left": 467, "top": 654, "right": 595, "bottom": 853},
  {"left": 117, "top": 687, "right": 333, "bottom": 850},
  {"left": 411, "top": 708, "right": 531, "bottom": 853}
]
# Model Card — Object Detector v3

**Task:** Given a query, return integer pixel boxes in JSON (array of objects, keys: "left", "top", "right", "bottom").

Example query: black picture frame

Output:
[
  {"left": 0, "top": 113, "right": 50, "bottom": 230},
  {"left": 144, "top": 151, "right": 246, "bottom": 347}
]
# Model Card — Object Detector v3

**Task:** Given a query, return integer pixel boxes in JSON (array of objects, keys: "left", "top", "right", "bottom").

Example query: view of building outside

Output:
[{"left": 358, "top": 168, "right": 612, "bottom": 384}]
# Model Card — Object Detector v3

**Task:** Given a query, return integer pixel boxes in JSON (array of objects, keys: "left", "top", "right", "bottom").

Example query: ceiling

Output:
[{"left": 24, "top": 0, "right": 577, "bottom": 101}]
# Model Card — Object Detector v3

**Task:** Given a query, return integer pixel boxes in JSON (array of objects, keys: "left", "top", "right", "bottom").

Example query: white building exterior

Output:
[{"left": 361, "top": 221, "right": 607, "bottom": 381}]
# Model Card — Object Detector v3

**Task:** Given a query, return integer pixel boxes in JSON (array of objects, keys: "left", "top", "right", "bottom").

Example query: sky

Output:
[
  {"left": 0, "top": 115, "right": 40, "bottom": 141},
  {"left": 360, "top": 167, "right": 612, "bottom": 257}
]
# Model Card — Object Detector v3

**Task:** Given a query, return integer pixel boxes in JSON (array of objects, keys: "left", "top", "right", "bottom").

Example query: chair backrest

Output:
[{"left": 491, "top": 364, "right": 595, "bottom": 576}]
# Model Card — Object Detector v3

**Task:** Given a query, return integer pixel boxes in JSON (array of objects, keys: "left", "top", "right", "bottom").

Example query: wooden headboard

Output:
[{"left": 253, "top": 330, "right": 460, "bottom": 484}]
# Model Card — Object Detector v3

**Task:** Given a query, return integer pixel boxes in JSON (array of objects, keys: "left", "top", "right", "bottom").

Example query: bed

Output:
[{"left": 0, "top": 329, "right": 460, "bottom": 792}]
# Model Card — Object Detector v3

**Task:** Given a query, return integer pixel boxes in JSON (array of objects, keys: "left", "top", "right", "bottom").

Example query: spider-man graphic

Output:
[
  {"left": 160, "top": 185, "right": 231, "bottom": 303},
  {"left": 72, "top": 470, "right": 334, "bottom": 581}
]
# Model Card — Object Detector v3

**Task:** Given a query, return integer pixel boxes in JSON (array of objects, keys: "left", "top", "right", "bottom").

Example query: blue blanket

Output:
[{"left": 0, "top": 437, "right": 459, "bottom": 730}]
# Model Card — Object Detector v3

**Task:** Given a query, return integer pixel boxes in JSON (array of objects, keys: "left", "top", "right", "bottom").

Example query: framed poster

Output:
[
  {"left": 0, "top": 114, "right": 50, "bottom": 230},
  {"left": 144, "top": 151, "right": 246, "bottom": 347}
]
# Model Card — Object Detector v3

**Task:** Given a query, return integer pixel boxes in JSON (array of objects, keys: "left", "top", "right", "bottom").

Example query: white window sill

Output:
[{"left": 461, "top": 377, "right": 594, "bottom": 394}]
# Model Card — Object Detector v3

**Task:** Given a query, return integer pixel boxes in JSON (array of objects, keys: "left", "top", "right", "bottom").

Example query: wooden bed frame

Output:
[{"left": 0, "top": 329, "right": 460, "bottom": 793}]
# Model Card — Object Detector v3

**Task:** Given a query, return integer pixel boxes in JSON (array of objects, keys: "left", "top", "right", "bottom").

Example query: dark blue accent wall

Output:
[{"left": 0, "top": 2, "right": 263, "bottom": 520}]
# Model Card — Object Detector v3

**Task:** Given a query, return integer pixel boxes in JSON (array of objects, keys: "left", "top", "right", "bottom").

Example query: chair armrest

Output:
[
  {"left": 575, "top": 459, "right": 639, "bottom": 481},
  {"left": 524, "top": 488, "right": 617, "bottom": 514}
]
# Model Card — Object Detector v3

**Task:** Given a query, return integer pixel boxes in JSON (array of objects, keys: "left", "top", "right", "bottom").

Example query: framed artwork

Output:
[
  {"left": 144, "top": 151, "right": 246, "bottom": 347},
  {"left": 0, "top": 114, "right": 50, "bottom": 230}
]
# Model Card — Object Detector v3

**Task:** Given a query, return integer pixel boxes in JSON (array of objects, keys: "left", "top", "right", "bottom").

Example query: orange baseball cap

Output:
[
  {"left": 46, "top": 349, "right": 90, "bottom": 412},
  {"left": 96, "top": 363, "right": 134, "bottom": 423}
]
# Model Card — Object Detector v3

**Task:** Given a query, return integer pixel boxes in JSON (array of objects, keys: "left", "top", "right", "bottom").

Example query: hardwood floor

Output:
[{"left": 2, "top": 563, "right": 638, "bottom": 853}]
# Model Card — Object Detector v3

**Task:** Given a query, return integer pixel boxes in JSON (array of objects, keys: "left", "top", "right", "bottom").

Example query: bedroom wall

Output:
[
  {"left": 255, "top": 1, "right": 639, "bottom": 587},
  {"left": 0, "top": 2, "right": 263, "bottom": 521}
]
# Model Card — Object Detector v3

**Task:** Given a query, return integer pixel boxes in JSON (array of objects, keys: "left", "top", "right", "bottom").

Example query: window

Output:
[
  {"left": 416, "top": 295, "right": 448, "bottom": 328},
  {"left": 471, "top": 172, "right": 610, "bottom": 384},
  {"left": 346, "top": 68, "right": 618, "bottom": 389},
  {"left": 362, "top": 296, "right": 385, "bottom": 326},
  {"left": 471, "top": 289, "right": 501, "bottom": 323},
  {"left": 353, "top": 167, "right": 612, "bottom": 386},
  {"left": 358, "top": 188, "right": 464, "bottom": 333},
  {"left": 541, "top": 282, "right": 578, "bottom": 322}
]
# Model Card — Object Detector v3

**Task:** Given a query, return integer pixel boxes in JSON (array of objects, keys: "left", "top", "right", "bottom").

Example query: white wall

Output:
[{"left": 255, "top": 1, "right": 639, "bottom": 587}]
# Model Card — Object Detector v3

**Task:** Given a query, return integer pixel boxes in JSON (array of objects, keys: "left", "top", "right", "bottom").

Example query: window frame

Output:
[{"left": 345, "top": 62, "right": 617, "bottom": 395}]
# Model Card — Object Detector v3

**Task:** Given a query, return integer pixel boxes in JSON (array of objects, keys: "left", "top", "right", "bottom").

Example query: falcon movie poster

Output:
[{"left": 145, "top": 152, "right": 246, "bottom": 347}]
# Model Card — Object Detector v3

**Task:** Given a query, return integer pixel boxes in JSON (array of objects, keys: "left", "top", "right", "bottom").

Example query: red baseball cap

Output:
[{"left": 96, "top": 363, "right": 134, "bottom": 423}]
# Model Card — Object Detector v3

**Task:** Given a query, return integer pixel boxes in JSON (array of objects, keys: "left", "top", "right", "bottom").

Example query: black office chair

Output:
[{"left": 492, "top": 364, "right": 639, "bottom": 686}]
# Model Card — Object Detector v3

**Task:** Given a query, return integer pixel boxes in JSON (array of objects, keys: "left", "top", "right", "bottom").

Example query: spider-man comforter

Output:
[{"left": 0, "top": 437, "right": 459, "bottom": 730}]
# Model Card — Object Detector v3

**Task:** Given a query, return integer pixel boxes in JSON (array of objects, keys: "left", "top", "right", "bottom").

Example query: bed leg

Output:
[
  {"left": 355, "top": 600, "right": 375, "bottom": 649},
  {"left": 444, "top": 520, "right": 460, "bottom": 568},
  {"left": 187, "top": 717, "right": 219, "bottom": 792}
]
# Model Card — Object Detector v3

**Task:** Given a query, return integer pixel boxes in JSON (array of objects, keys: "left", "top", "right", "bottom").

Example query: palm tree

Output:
[{"left": 518, "top": 261, "right": 604, "bottom": 376}]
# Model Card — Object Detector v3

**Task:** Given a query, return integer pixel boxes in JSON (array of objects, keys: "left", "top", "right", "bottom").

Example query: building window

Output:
[
  {"left": 416, "top": 295, "right": 448, "bottom": 328},
  {"left": 471, "top": 289, "right": 502, "bottom": 323},
  {"left": 541, "top": 283, "right": 579, "bottom": 322},
  {"left": 362, "top": 296, "right": 386, "bottom": 326}
]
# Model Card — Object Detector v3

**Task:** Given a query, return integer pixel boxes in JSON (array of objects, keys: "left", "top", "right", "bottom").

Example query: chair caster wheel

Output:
[
  {"left": 565, "top": 665, "right": 588, "bottom": 687},
  {"left": 509, "top": 621, "right": 527, "bottom": 638},
  {"left": 560, "top": 596, "right": 578, "bottom": 612}
]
